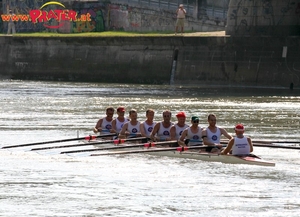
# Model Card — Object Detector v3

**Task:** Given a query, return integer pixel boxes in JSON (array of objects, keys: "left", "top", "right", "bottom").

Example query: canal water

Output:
[{"left": 0, "top": 80, "right": 299, "bottom": 216}]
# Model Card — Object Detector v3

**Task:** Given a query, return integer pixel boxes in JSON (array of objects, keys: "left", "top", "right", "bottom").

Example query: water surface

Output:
[{"left": 0, "top": 80, "right": 299, "bottom": 216}]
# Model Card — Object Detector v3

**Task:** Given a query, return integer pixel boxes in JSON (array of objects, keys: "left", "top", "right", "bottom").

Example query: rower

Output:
[
  {"left": 221, "top": 124, "right": 253, "bottom": 156},
  {"left": 119, "top": 109, "right": 142, "bottom": 139},
  {"left": 150, "top": 110, "right": 174, "bottom": 142},
  {"left": 93, "top": 106, "right": 114, "bottom": 135},
  {"left": 202, "top": 113, "right": 232, "bottom": 153},
  {"left": 140, "top": 109, "right": 156, "bottom": 138},
  {"left": 178, "top": 115, "right": 203, "bottom": 146},
  {"left": 170, "top": 111, "right": 189, "bottom": 140},
  {"left": 111, "top": 106, "right": 130, "bottom": 135}
]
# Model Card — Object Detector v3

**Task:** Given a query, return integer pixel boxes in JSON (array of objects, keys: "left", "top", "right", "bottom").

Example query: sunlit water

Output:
[{"left": 0, "top": 80, "right": 300, "bottom": 216}]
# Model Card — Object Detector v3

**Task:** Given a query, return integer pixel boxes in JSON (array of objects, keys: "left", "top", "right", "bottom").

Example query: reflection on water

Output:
[{"left": 0, "top": 80, "right": 300, "bottom": 216}]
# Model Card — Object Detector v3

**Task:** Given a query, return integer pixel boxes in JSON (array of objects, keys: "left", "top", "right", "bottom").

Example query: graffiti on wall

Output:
[
  {"left": 72, "top": 2, "right": 105, "bottom": 33},
  {"left": 108, "top": 4, "right": 174, "bottom": 30},
  {"left": 1, "top": 0, "right": 105, "bottom": 33},
  {"left": 229, "top": 0, "right": 300, "bottom": 35}
]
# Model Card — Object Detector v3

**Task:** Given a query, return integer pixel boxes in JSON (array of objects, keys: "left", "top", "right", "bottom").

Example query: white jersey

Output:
[
  {"left": 206, "top": 127, "right": 221, "bottom": 143},
  {"left": 232, "top": 137, "right": 250, "bottom": 155},
  {"left": 127, "top": 121, "right": 141, "bottom": 134},
  {"left": 174, "top": 124, "right": 189, "bottom": 140},
  {"left": 142, "top": 121, "right": 156, "bottom": 138},
  {"left": 100, "top": 118, "right": 113, "bottom": 134},
  {"left": 115, "top": 118, "right": 129, "bottom": 133},
  {"left": 186, "top": 127, "right": 203, "bottom": 146},
  {"left": 157, "top": 122, "right": 173, "bottom": 140}
]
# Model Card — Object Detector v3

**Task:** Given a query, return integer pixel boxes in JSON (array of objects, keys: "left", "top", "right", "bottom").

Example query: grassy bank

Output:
[{"left": 1, "top": 31, "right": 225, "bottom": 37}]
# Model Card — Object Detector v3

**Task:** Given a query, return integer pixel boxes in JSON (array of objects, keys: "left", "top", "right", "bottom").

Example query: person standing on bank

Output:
[
  {"left": 7, "top": 9, "right": 16, "bottom": 35},
  {"left": 221, "top": 124, "right": 253, "bottom": 156},
  {"left": 175, "top": 4, "right": 186, "bottom": 35}
]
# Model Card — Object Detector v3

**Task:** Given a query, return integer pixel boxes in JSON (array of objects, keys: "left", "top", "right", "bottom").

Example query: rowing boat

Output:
[
  {"left": 148, "top": 150, "right": 275, "bottom": 167},
  {"left": 88, "top": 141, "right": 275, "bottom": 167}
]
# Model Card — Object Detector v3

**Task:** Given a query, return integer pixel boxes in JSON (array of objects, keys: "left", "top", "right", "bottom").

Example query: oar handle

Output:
[{"left": 189, "top": 139, "right": 203, "bottom": 143}]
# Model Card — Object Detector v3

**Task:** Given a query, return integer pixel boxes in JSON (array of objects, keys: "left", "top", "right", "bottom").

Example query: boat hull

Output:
[
  {"left": 90, "top": 141, "right": 276, "bottom": 167},
  {"left": 148, "top": 150, "right": 275, "bottom": 167}
]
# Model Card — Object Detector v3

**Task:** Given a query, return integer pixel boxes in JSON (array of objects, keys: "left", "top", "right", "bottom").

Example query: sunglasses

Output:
[
  {"left": 193, "top": 120, "right": 199, "bottom": 123},
  {"left": 163, "top": 115, "right": 170, "bottom": 118}
]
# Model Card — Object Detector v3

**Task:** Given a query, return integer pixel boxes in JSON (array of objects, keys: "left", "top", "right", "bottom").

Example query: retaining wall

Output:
[{"left": 0, "top": 35, "right": 299, "bottom": 88}]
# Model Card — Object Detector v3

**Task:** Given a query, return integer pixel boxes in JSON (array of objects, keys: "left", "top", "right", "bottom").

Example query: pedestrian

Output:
[
  {"left": 175, "top": 4, "right": 186, "bottom": 35},
  {"left": 7, "top": 10, "right": 16, "bottom": 35}
]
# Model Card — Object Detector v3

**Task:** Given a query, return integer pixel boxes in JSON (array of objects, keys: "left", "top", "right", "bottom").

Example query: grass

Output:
[
  {"left": 0, "top": 30, "right": 219, "bottom": 37},
  {"left": 1, "top": 31, "right": 177, "bottom": 37}
]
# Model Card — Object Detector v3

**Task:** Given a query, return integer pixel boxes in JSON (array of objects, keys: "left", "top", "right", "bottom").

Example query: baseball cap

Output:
[
  {"left": 117, "top": 106, "right": 125, "bottom": 112},
  {"left": 176, "top": 111, "right": 186, "bottom": 118},
  {"left": 191, "top": 116, "right": 199, "bottom": 121},
  {"left": 235, "top": 124, "right": 244, "bottom": 131},
  {"left": 179, "top": 4, "right": 183, "bottom": 7}
]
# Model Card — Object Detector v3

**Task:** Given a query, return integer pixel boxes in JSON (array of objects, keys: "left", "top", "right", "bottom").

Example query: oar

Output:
[
  {"left": 1, "top": 133, "right": 117, "bottom": 149},
  {"left": 30, "top": 137, "right": 148, "bottom": 151},
  {"left": 253, "top": 143, "right": 300, "bottom": 150},
  {"left": 60, "top": 141, "right": 178, "bottom": 154},
  {"left": 252, "top": 140, "right": 300, "bottom": 144},
  {"left": 221, "top": 139, "right": 300, "bottom": 144},
  {"left": 90, "top": 145, "right": 210, "bottom": 156}
]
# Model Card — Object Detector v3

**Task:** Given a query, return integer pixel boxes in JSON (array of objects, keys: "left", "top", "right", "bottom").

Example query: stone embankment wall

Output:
[
  {"left": 226, "top": 0, "right": 300, "bottom": 36},
  {"left": 1, "top": 0, "right": 226, "bottom": 33},
  {"left": 0, "top": 36, "right": 299, "bottom": 88}
]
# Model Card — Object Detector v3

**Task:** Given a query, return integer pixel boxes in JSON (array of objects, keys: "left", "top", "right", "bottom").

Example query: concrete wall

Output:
[
  {"left": 1, "top": 0, "right": 226, "bottom": 33},
  {"left": 226, "top": 0, "right": 300, "bottom": 36},
  {"left": 1, "top": 36, "right": 300, "bottom": 88}
]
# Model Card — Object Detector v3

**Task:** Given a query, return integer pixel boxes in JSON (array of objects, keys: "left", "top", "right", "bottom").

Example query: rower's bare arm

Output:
[
  {"left": 247, "top": 137, "right": 254, "bottom": 152},
  {"left": 221, "top": 128, "right": 233, "bottom": 140},
  {"left": 202, "top": 129, "right": 215, "bottom": 146},
  {"left": 170, "top": 126, "right": 176, "bottom": 140},
  {"left": 118, "top": 123, "right": 128, "bottom": 139},
  {"left": 220, "top": 139, "right": 234, "bottom": 155},
  {"left": 110, "top": 119, "right": 117, "bottom": 133},
  {"left": 221, "top": 139, "right": 234, "bottom": 155},
  {"left": 140, "top": 123, "right": 147, "bottom": 137},
  {"left": 178, "top": 129, "right": 188, "bottom": 146},
  {"left": 150, "top": 123, "right": 160, "bottom": 141},
  {"left": 94, "top": 119, "right": 103, "bottom": 133}
]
